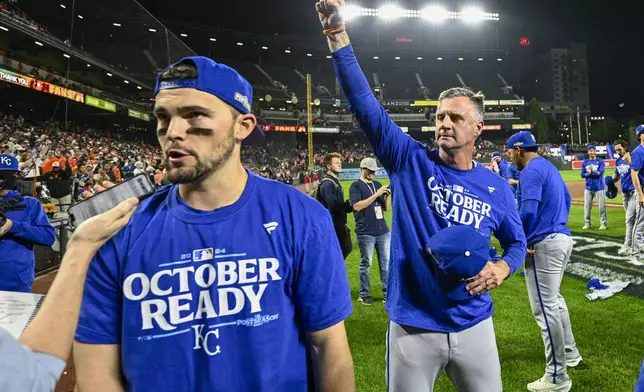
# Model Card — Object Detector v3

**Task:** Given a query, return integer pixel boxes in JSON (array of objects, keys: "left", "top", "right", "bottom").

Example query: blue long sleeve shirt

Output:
[
  {"left": 333, "top": 45, "right": 526, "bottom": 333},
  {"left": 0, "top": 191, "right": 55, "bottom": 291},
  {"left": 581, "top": 159, "right": 605, "bottom": 191},
  {"left": 0, "top": 328, "right": 66, "bottom": 392}
]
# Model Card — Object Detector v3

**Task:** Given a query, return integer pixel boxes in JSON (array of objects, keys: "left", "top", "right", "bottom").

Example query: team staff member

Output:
[
  {"left": 74, "top": 56, "right": 354, "bottom": 392},
  {"left": 317, "top": 2, "right": 527, "bottom": 391},
  {"left": 0, "top": 154, "right": 55, "bottom": 293},
  {"left": 611, "top": 140, "right": 636, "bottom": 255},
  {"left": 630, "top": 125, "right": 644, "bottom": 261},
  {"left": 0, "top": 197, "right": 139, "bottom": 392},
  {"left": 318, "top": 152, "right": 354, "bottom": 259},
  {"left": 349, "top": 157, "right": 391, "bottom": 305},
  {"left": 581, "top": 145, "right": 607, "bottom": 230},
  {"left": 508, "top": 131, "right": 581, "bottom": 392},
  {"left": 508, "top": 161, "right": 522, "bottom": 208},
  {"left": 491, "top": 151, "right": 509, "bottom": 179}
]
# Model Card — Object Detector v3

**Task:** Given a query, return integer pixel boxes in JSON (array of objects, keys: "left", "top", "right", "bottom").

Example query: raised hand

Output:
[{"left": 315, "top": 0, "right": 345, "bottom": 30}]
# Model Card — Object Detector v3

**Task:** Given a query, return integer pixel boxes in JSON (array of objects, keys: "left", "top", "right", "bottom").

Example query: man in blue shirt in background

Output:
[
  {"left": 0, "top": 154, "right": 55, "bottom": 293},
  {"left": 508, "top": 131, "right": 580, "bottom": 392},
  {"left": 317, "top": 1, "right": 527, "bottom": 390},
  {"left": 611, "top": 140, "right": 636, "bottom": 255},
  {"left": 581, "top": 145, "right": 607, "bottom": 230},
  {"left": 508, "top": 160, "right": 522, "bottom": 208},
  {"left": 491, "top": 151, "right": 509, "bottom": 180},
  {"left": 73, "top": 56, "right": 355, "bottom": 392},
  {"left": 349, "top": 157, "right": 391, "bottom": 306},
  {"left": 629, "top": 125, "right": 644, "bottom": 262}
]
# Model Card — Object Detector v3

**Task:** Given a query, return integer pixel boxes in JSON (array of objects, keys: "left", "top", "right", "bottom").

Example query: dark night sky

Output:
[{"left": 141, "top": 0, "right": 644, "bottom": 117}]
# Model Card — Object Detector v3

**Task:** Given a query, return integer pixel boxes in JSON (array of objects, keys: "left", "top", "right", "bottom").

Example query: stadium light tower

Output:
[
  {"left": 378, "top": 4, "right": 405, "bottom": 20},
  {"left": 460, "top": 7, "right": 485, "bottom": 23},
  {"left": 420, "top": 5, "right": 449, "bottom": 23},
  {"left": 341, "top": 4, "right": 362, "bottom": 22}
]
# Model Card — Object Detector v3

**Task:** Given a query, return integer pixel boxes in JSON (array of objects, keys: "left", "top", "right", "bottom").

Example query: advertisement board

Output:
[
  {"left": 32, "top": 80, "right": 84, "bottom": 103},
  {"left": 484, "top": 100, "right": 499, "bottom": 106},
  {"left": 483, "top": 125, "right": 502, "bottom": 131},
  {"left": 260, "top": 125, "right": 307, "bottom": 133},
  {"left": 86, "top": 95, "right": 117, "bottom": 112},
  {"left": 400, "top": 127, "right": 409, "bottom": 133},
  {"left": 422, "top": 126, "right": 436, "bottom": 132},
  {"left": 0, "top": 68, "right": 33, "bottom": 88},
  {"left": 413, "top": 100, "right": 439, "bottom": 107},
  {"left": 499, "top": 99, "right": 525, "bottom": 106},
  {"left": 128, "top": 109, "right": 151, "bottom": 121},
  {"left": 312, "top": 127, "right": 339, "bottom": 134},
  {"left": 512, "top": 124, "right": 533, "bottom": 130},
  {"left": 338, "top": 167, "right": 389, "bottom": 181}
]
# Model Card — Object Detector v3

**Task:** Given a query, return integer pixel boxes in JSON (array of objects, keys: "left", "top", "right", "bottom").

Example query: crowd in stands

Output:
[{"left": 1, "top": 110, "right": 569, "bottom": 211}]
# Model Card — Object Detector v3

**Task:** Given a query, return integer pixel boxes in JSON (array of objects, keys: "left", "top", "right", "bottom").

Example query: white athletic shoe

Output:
[
  {"left": 618, "top": 246, "right": 631, "bottom": 256},
  {"left": 599, "top": 224, "right": 607, "bottom": 230},
  {"left": 527, "top": 375, "right": 572, "bottom": 392},
  {"left": 582, "top": 224, "right": 590, "bottom": 230},
  {"left": 565, "top": 349, "right": 583, "bottom": 368}
]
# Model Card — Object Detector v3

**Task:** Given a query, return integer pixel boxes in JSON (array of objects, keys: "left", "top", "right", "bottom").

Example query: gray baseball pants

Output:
[
  {"left": 525, "top": 234, "right": 579, "bottom": 383},
  {"left": 584, "top": 189, "right": 607, "bottom": 226},
  {"left": 386, "top": 317, "right": 501, "bottom": 392},
  {"left": 631, "top": 201, "right": 644, "bottom": 255},
  {"left": 623, "top": 191, "right": 637, "bottom": 248}
]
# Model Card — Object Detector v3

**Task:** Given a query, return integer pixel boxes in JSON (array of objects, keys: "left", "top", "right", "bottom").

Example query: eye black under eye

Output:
[{"left": 187, "top": 128, "right": 213, "bottom": 136}]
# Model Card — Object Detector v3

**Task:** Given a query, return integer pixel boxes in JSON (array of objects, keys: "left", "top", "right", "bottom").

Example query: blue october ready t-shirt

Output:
[
  {"left": 615, "top": 157, "right": 635, "bottom": 193},
  {"left": 581, "top": 158, "right": 605, "bottom": 191},
  {"left": 519, "top": 157, "right": 572, "bottom": 245},
  {"left": 75, "top": 171, "right": 352, "bottom": 392},
  {"left": 630, "top": 145, "right": 644, "bottom": 191},
  {"left": 333, "top": 45, "right": 527, "bottom": 333}
]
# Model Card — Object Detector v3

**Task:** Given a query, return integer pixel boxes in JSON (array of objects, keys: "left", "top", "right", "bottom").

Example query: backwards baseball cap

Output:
[
  {"left": 636, "top": 124, "right": 644, "bottom": 136},
  {"left": 0, "top": 154, "right": 18, "bottom": 172},
  {"left": 360, "top": 157, "right": 378, "bottom": 172},
  {"left": 154, "top": 56, "right": 265, "bottom": 144},
  {"left": 427, "top": 225, "right": 491, "bottom": 301},
  {"left": 587, "top": 145, "right": 597, "bottom": 151},
  {"left": 506, "top": 131, "right": 541, "bottom": 149}
]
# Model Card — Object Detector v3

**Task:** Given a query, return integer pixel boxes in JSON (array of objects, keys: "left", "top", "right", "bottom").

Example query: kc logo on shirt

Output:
[{"left": 427, "top": 176, "right": 492, "bottom": 229}]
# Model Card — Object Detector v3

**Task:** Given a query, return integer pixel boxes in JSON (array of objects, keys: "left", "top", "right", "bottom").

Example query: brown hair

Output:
[
  {"left": 614, "top": 139, "right": 629, "bottom": 149},
  {"left": 322, "top": 152, "right": 342, "bottom": 168}
]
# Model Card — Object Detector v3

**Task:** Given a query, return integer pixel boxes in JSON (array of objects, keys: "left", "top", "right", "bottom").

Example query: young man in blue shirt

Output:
[
  {"left": 630, "top": 125, "right": 644, "bottom": 262},
  {"left": 508, "top": 160, "right": 522, "bottom": 209},
  {"left": 349, "top": 157, "right": 391, "bottom": 305},
  {"left": 317, "top": 2, "right": 527, "bottom": 390},
  {"left": 581, "top": 145, "right": 607, "bottom": 230},
  {"left": 508, "top": 131, "right": 580, "bottom": 392},
  {"left": 73, "top": 57, "right": 355, "bottom": 392},
  {"left": 611, "top": 140, "right": 636, "bottom": 255}
]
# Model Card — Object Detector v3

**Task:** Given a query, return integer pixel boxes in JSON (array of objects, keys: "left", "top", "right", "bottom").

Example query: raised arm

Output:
[{"left": 316, "top": 0, "right": 418, "bottom": 173}]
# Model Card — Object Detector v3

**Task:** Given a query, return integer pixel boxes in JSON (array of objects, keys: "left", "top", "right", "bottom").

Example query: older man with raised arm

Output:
[{"left": 316, "top": 1, "right": 527, "bottom": 391}]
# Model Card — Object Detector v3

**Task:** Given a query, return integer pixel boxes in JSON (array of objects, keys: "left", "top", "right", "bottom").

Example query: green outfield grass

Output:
[{"left": 340, "top": 179, "right": 643, "bottom": 392}]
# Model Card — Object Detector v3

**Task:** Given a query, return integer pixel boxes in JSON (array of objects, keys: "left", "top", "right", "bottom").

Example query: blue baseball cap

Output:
[
  {"left": 492, "top": 152, "right": 502, "bottom": 158},
  {"left": 506, "top": 131, "right": 541, "bottom": 149},
  {"left": 636, "top": 124, "right": 644, "bottom": 136},
  {"left": 427, "top": 225, "right": 490, "bottom": 301},
  {"left": 605, "top": 176, "right": 618, "bottom": 199},
  {"left": 154, "top": 56, "right": 265, "bottom": 144},
  {"left": 587, "top": 145, "right": 596, "bottom": 151},
  {"left": 0, "top": 154, "right": 18, "bottom": 171}
]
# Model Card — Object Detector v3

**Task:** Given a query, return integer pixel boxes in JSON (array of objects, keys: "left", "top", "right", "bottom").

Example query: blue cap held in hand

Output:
[
  {"left": 154, "top": 56, "right": 265, "bottom": 144},
  {"left": 506, "top": 131, "right": 541, "bottom": 149},
  {"left": 492, "top": 152, "right": 502, "bottom": 158},
  {"left": 605, "top": 175, "right": 618, "bottom": 199},
  {"left": 427, "top": 225, "right": 491, "bottom": 301}
]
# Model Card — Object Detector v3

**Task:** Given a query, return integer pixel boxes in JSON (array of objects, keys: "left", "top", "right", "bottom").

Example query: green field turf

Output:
[{"left": 339, "top": 179, "right": 644, "bottom": 392}]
